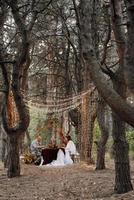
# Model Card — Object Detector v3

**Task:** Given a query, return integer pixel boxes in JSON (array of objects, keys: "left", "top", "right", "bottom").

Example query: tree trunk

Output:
[
  {"left": 87, "top": 113, "right": 96, "bottom": 164},
  {"left": 88, "top": 90, "right": 98, "bottom": 164},
  {"left": 79, "top": 0, "right": 133, "bottom": 194},
  {"left": 81, "top": 92, "right": 97, "bottom": 164},
  {"left": 75, "top": 124, "right": 80, "bottom": 151},
  {"left": 110, "top": 0, "right": 133, "bottom": 193},
  {"left": 7, "top": 134, "right": 20, "bottom": 178},
  {"left": 19, "top": 133, "right": 25, "bottom": 154},
  {"left": 0, "top": 117, "right": 2, "bottom": 161},
  {"left": 1, "top": 127, "right": 8, "bottom": 166},
  {"left": 0, "top": 92, "right": 3, "bottom": 161},
  {"left": 69, "top": 108, "right": 81, "bottom": 152},
  {"left": 111, "top": 59, "right": 133, "bottom": 194},
  {"left": 96, "top": 98, "right": 109, "bottom": 170},
  {"left": 26, "top": 130, "right": 31, "bottom": 149},
  {"left": 80, "top": 94, "right": 89, "bottom": 162},
  {"left": 112, "top": 112, "right": 133, "bottom": 193},
  {"left": 124, "top": 1, "right": 134, "bottom": 94}
]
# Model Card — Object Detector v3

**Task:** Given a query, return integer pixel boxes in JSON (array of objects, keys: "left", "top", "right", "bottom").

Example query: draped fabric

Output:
[{"left": 45, "top": 149, "right": 73, "bottom": 167}]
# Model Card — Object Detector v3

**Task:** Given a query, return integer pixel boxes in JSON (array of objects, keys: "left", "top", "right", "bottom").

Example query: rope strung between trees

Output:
[
  {"left": 6, "top": 86, "right": 95, "bottom": 130},
  {"left": 25, "top": 87, "right": 94, "bottom": 114}
]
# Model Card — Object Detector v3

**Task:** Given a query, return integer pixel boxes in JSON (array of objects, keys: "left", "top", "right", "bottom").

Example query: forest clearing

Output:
[{"left": 0, "top": 160, "right": 134, "bottom": 200}]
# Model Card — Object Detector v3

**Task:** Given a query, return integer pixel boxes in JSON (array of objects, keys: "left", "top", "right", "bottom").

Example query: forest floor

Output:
[{"left": 0, "top": 159, "right": 134, "bottom": 200}]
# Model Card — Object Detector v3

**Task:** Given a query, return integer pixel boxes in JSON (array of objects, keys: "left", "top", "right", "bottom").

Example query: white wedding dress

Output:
[
  {"left": 45, "top": 149, "right": 73, "bottom": 167},
  {"left": 64, "top": 149, "right": 73, "bottom": 165},
  {"left": 40, "top": 140, "right": 77, "bottom": 167}
]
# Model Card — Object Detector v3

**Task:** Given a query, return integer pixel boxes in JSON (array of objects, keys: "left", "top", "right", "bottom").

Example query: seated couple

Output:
[{"left": 42, "top": 135, "right": 77, "bottom": 167}]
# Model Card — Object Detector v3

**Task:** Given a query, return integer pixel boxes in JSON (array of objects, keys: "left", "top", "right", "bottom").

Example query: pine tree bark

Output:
[
  {"left": 7, "top": 134, "right": 20, "bottom": 178},
  {"left": 124, "top": 0, "right": 134, "bottom": 93},
  {"left": 110, "top": 0, "right": 133, "bottom": 193},
  {"left": 81, "top": 94, "right": 90, "bottom": 162},
  {"left": 96, "top": 98, "right": 109, "bottom": 170},
  {"left": 112, "top": 112, "right": 133, "bottom": 193},
  {"left": 81, "top": 92, "right": 97, "bottom": 164}
]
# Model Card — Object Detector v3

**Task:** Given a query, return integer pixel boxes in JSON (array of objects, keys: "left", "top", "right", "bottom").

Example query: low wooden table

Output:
[{"left": 41, "top": 148, "right": 64, "bottom": 165}]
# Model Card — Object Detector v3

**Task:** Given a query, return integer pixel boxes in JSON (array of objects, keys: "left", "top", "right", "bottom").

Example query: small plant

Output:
[{"left": 127, "top": 130, "right": 134, "bottom": 152}]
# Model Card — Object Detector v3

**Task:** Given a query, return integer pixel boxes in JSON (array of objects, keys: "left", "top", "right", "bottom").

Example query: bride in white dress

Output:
[
  {"left": 46, "top": 148, "right": 73, "bottom": 167},
  {"left": 40, "top": 135, "right": 76, "bottom": 167}
]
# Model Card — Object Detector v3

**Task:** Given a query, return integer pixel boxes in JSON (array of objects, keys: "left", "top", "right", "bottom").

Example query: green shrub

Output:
[{"left": 127, "top": 130, "right": 134, "bottom": 152}]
